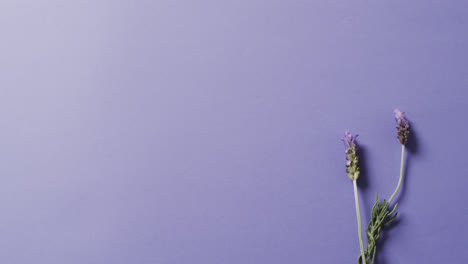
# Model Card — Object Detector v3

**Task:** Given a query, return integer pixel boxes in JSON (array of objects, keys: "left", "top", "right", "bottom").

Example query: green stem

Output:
[
  {"left": 353, "top": 179, "right": 366, "bottom": 264},
  {"left": 389, "top": 144, "right": 405, "bottom": 203}
]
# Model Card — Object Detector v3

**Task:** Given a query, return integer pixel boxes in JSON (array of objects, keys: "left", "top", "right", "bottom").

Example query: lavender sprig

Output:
[
  {"left": 389, "top": 109, "right": 409, "bottom": 203},
  {"left": 359, "top": 109, "right": 410, "bottom": 264},
  {"left": 341, "top": 131, "right": 366, "bottom": 264}
]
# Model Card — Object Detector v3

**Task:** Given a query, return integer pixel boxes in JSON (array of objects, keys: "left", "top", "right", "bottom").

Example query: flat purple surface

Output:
[{"left": 1, "top": 1, "right": 467, "bottom": 263}]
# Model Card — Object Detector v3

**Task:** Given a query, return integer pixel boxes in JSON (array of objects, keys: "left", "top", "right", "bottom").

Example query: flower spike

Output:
[
  {"left": 341, "top": 131, "right": 360, "bottom": 181},
  {"left": 394, "top": 109, "right": 409, "bottom": 145}
]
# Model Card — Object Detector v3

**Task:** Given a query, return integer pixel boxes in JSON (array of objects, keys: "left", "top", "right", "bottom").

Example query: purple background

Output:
[{"left": 1, "top": 1, "right": 467, "bottom": 263}]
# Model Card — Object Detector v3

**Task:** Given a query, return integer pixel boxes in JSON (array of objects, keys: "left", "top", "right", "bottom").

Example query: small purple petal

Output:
[
  {"left": 394, "top": 109, "right": 409, "bottom": 127},
  {"left": 341, "top": 130, "right": 358, "bottom": 149}
]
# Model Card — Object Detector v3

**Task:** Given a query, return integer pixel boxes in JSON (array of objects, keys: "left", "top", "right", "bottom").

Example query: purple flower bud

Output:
[
  {"left": 341, "top": 131, "right": 360, "bottom": 181},
  {"left": 394, "top": 109, "right": 410, "bottom": 145},
  {"left": 394, "top": 109, "right": 409, "bottom": 127},
  {"left": 341, "top": 130, "right": 358, "bottom": 149}
]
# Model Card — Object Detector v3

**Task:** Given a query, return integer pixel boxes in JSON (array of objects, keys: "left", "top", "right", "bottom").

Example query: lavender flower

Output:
[
  {"left": 342, "top": 131, "right": 366, "bottom": 263},
  {"left": 341, "top": 131, "right": 360, "bottom": 181},
  {"left": 394, "top": 109, "right": 410, "bottom": 145}
]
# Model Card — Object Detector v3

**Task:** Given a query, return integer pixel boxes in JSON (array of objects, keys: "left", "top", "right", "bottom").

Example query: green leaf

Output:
[{"left": 358, "top": 194, "right": 399, "bottom": 264}]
